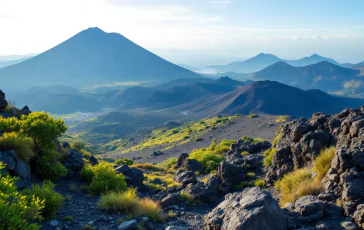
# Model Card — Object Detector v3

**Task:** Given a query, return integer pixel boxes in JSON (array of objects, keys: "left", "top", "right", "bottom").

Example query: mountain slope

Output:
[
  {"left": 207, "top": 53, "right": 345, "bottom": 73},
  {"left": 0, "top": 27, "right": 201, "bottom": 91},
  {"left": 249, "top": 61, "right": 361, "bottom": 92},
  {"left": 0, "top": 57, "right": 31, "bottom": 69},
  {"left": 163, "top": 81, "right": 364, "bottom": 118}
]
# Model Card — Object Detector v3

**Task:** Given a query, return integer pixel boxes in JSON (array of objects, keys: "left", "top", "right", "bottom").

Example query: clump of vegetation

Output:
[
  {"left": 194, "top": 137, "right": 202, "bottom": 142},
  {"left": 249, "top": 114, "right": 258, "bottom": 118},
  {"left": 158, "top": 158, "right": 177, "bottom": 169},
  {"left": 0, "top": 132, "right": 34, "bottom": 162},
  {"left": 263, "top": 148, "right": 277, "bottom": 166},
  {"left": 131, "top": 163, "right": 166, "bottom": 172},
  {"left": 35, "top": 148, "right": 68, "bottom": 181},
  {"left": 313, "top": 146, "right": 335, "bottom": 181},
  {"left": 98, "top": 188, "right": 164, "bottom": 221},
  {"left": 63, "top": 216, "right": 73, "bottom": 221},
  {"left": 22, "top": 180, "right": 64, "bottom": 219},
  {"left": 0, "top": 163, "right": 45, "bottom": 230},
  {"left": 181, "top": 192, "right": 200, "bottom": 205},
  {"left": 81, "top": 162, "right": 127, "bottom": 195},
  {"left": 275, "top": 116, "right": 288, "bottom": 123},
  {"left": 272, "top": 133, "right": 282, "bottom": 146},
  {"left": 241, "top": 136, "right": 263, "bottom": 144},
  {"left": 115, "top": 158, "right": 134, "bottom": 166},
  {"left": 275, "top": 168, "right": 322, "bottom": 206},
  {"left": 241, "top": 151, "right": 249, "bottom": 156},
  {"left": 246, "top": 172, "right": 255, "bottom": 178},
  {"left": 235, "top": 181, "right": 251, "bottom": 189},
  {"left": 254, "top": 179, "right": 265, "bottom": 188},
  {"left": 189, "top": 139, "right": 237, "bottom": 173},
  {"left": 144, "top": 171, "right": 179, "bottom": 188}
]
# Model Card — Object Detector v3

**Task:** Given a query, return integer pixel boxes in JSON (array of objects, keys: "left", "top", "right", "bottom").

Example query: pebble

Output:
[
  {"left": 87, "top": 221, "right": 94, "bottom": 225},
  {"left": 49, "top": 219, "right": 59, "bottom": 227}
]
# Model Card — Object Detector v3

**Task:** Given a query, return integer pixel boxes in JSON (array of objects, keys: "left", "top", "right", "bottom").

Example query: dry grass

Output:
[
  {"left": 98, "top": 188, "right": 164, "bottom": 222},
  {"left": 275, "top": 168, "right": 322, "bottom": 206},
  {"left": 313, "top": 146, "right": 335, "bottom": 181},
  {"left": 263, "top": 148, "right": 276, "bottom": 166}
]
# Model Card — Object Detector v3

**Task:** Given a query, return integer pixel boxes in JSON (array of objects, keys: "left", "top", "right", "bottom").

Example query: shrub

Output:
[
  {"left": 138, "top": 198, "right": 164, "bottom": 222},
  {"left": 81, "top": 163, "right": 127, "bottom": 195},
  {"left": 194, "top": 137, "right": 202, "bottom": 142},
  {"left": 275, "top": 168, "right": 322, "bottom": 205},
  {"left": 254, "top": 179, "right": 265, "bottom": 188},
  {"left": 22, "top": 180, "right": 64, "bottom": 219},
  {"left": 35, "top": 148, "right": 67, "bottom": 181},
  {"left": 250, "top": 114, "right": 258, "bottom": 118},
  {"left": 181, "top": 192, "right": 200, "bottom": 205},
  {"left": 0, "top": 132, "right": 34, "bottom": 162},
  {"left": 71, "top": 141, "right": 86, "bottom": 151},
  {"left": 235, "top": 181, "right": 251, "bottom": 189},
  {"left": 189, "top": 148, "right": 224, "bottom": 173},
  {"left": 20, "top": 112, "right": 67, "bottom": 149},
  {"left": 263, "top": 148, "right": 277, "bottom": 166},
  {"left": 98, "top": 188, "right": 139, "bottom": 213},
  {"left": 313, "top": 146, "right": 335, "bottom": 181},
  {"left": 246, "top": 172, "right": 255, "bottom": 178},
  {"left": 115, "top": 158, "right": 134, "bottom": 166},
  {"left": 63, "top": 216, "right": 73, "bottom": 221},
  {"left": 272, "top": 133, "right": 282, "bottom": 146},
  {"left": 159, "top": 158, "right": 177, "bottom": 169},
  {"left": 131, "top": 163, "right": 166, "bottom": 172},
  {"left": 241, "top": 151, "right": 249, "bottom": 156},
  {"left": 0, "top": 163, "right": 44, "bottom": 230}
]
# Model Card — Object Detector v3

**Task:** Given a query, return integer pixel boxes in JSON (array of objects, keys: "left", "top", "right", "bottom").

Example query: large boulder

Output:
[
  {"left": 204, "top": 187, "right": 286, "bottom": 230},
  {"left": 231, "top": 139, "right": 271, "bottom": 154},
  {"left": 353, "top": 204, "right": 364, "bottom": 229},
  {"left": 160, "top": 193, "right": 183, "bottom": 207},
  {"left": 217, "top": 161, "right": 245, "bottom": 191},
  {"left": 294, "top": 195, "right": 326, "bottom": 224},
  {"left": 62, "top": 149, "right": 84, "bottom": 172},
  {"left": 0, "top": 150, "right": 31, "bottom": 188},
  {"left": 181, "top": 176, "right": 219, "bottom": 203},
  {"left": 175, "top": 153, "right": 203, "bottom": 173}
]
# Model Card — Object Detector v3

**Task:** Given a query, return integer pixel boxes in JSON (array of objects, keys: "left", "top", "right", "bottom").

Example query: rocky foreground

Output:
[{"left": 1, "top": 89, "right": 364, "bottom": 230}]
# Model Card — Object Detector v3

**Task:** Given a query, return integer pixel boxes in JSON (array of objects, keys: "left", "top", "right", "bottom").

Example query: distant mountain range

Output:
[
  {"left": 0, "top": 56, "right": 32, "bottom": 69},
  {"left": 0, "top": 27, "right": 201, "bottom": 91},
  {"left": 207, "top": 53, "right": 362, "bottom": 73}
]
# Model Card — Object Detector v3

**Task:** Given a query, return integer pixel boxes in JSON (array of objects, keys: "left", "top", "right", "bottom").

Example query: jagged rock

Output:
[
  {"left": 150, "top": 178, "right": 163, "bottom": 185},
  {"left": 62, "top": 142, "right": 71, "bottom": 149},
  {"left": 174, "top": 171, "right": 197, "bottom": 186},
  {"left": 20, "top": 106, "right": 31, "bottom": 116},
  {"left": 341, "top": 221, "right": 358, "bottom": 230},
  {"left": 176, "top": 153, "right": 189, "bottom": 168},
  {"left": 123, "top": 167, "right": 144, "bottom": 188},
  {"left": 115, "top": 165, "right": 131, "bottom": 174},
  {"left": 160, "top": 193, "right": 183, "bottom": 207},
  {"left": 88, "top": 155, "right": 98, "bottom": 166},
  {"left": 118, "top": 219, "right": 137, "bottom": 230},
  {"left": 242, "top": 154, "right": 263, "bottom": 168},
  {"left": 62, "top": 149, "right": 84, "bottom": 171},
  {"left": 0, "top": 150, "right": 31, "bottom": 187},
  {"left": 175, "top": 153, "right": 203, "bottom": 172},
  {"left": 0, "top": 89, "right": 8, "bottom": 112},
  {"left": 294, "top": 195, "right": 326, "bottom": 223},
  {"left": 353, "top": 204, "right": 364, "bottom": 228},
  {"left": 181, "top": 176, "right": 219, "bottom": 203},
  {"left": 231, "top": 139, "right": 271, "bottom": 154},
  {"left": 217, "top": 161, "right": 245, "bottom": 190},
  {"left": 204, "top": 187, "right": 286, "bottom": 230}
]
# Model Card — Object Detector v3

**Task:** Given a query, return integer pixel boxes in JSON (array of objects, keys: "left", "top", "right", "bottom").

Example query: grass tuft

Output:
[{"left": 313, "top": 146, "right": 335, "bottom": 181}]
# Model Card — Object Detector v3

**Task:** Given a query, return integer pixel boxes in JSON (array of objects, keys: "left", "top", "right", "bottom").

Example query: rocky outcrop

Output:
[
  {"left": 62, "top": 149, "right": 85, "bottom": 172},
  {"left": 160, "top": 193, "right": 183, "bottom": 207},
  {"left": 174, "top": 170, "right": 198, "bottom": 186},
  {"left": 0, "top": 150, "right": 31, "bottom": 188},
  {"left": 217, "top": 161, "right": 245, "bottom": 191},
  {"left": 175, "top": 153, "right": 203, "bottom": 173},
  {"left": 230, "top": 139, "right": 271, "bottom": 154},
  {"left": 115, "top": 165, "right": 145, "bottom": 189},
  {"left": 181, "top": 176, "right": 219, "bottom": 203},
  {"left": 204, "top": 187, "right": 286, "bottom": 230},
  {"left": 0, "top": 90, "right": 8, "bottom": 112}
]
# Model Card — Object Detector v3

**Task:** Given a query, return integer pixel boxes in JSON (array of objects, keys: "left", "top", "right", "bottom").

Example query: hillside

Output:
[
  {"left": 0, "top": 27, "right": 201, "bottom": 91},
  {"left": 163, "top": 80, "right": 364, "bottom": 118},
  {"left": 249, "top": 61, "right": 361, "bottom": 92},
  {"left": 208, "top": 53, "right": 344, "bottom": 73}
]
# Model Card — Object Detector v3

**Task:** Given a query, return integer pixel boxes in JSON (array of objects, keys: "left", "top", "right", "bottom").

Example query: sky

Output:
[{"left": 1, "top": 0, "right": 364, "bottom": 66}]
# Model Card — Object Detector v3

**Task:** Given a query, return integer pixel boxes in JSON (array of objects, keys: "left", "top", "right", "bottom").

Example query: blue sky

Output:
[{"left": 0, "top": 0, "right": 363, "bottom": 66}]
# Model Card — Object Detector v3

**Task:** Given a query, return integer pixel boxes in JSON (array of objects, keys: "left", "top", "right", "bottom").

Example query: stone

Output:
[
  {"left": 165, "top": 226, "right": 189, "bottom": 230},
  {"left": 174, "top": 171, "right": 197, "bottom": 186},
  {"left": 341, "top": 221, "right": 358, "bottom": 230},
  {"left": 294, "top": 195, "right": 325, "bottom": 223},
  {"left": 0, "top": 89, "right": 8, "bottom": 111},
  {"left": 118, "top": 219, "right": 138, "bottom": 230},
  {"left": 160, "top": 193, "right": 183, "bottom": 207},
  {"left": 217, "top": 161, "right": 245, "bottom": 189},
  {"left": 49, "top": 219, "right": 59, "bottom": 227},
  {"left": 353, "top": 204, "right": 364, "bottom": 228},
  {"left": 204, "top": 187, "right": 286, "bottom": 230},
  {"left": 62, "top": 149, "right": 84, "bottom": 171}
]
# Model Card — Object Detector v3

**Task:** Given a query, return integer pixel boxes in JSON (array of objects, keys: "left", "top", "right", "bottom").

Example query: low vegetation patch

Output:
[
  {"left": 115, "top": 158, "right": 134, "bottom": 166},
  {"left": 313, "top": 146, "right": 335, "bottom": 181},
  {"left": 241, "top": 136, "right": 263, "bottom": 144},
  {"left": 98, "top": 188, "right": 164, "bottom": 221},
  {"left": 275, "top": 116, "right": 288, "bottom": 123},
  {"left": 0, "top": 132, "right": 34, "bottom": 162},
  {"left": 81, "top": 162, "right": 127, "bottom": 195},
  {"left": 254, "top": 179, "right": 265, "bottom": 188},
  {"left": 272, "top": 133, "right": 282, "bottom": 146},
  {"left": 249, "top": 114, "right": 258, "bottom": 118},
  {"left": 263, "top": 148, "right": 277, "bottom": 166}
]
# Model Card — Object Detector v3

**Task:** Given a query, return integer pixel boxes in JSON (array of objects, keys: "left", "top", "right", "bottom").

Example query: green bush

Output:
[
  {"left": 235, "top": 181, "right": 251, "bottom": 189},
  {"left": 22, "top": 180, "right": 63, "bottom": 219},
  {"left": 0, "top": 132, "right": 34, "bottom": 162},
  {"left": 35, "top": 148, "right": 67, "bottom": 181},
  {"left": 71, "top": 141, "right": 86, "bottom": 151},
  {"left": 263, "top": 148, "right": 277, "bottom": 166},
  {"left": 189, "top": 148, "right": 224, "bottom": 173},
  {"left": 249, "top": 114, "right": 258, "bottom": 118},
  {"left": 115, "top": 158, "right": 134, "bottom": 166},
  {"left": 254, "top": 179, "right": 265, "bottom": 188},
  {"left": 0, "top": 163, "right": 45, "bottom": 230},
  {"left": 272, "top": 133, "right": 282, "bottom": 146},
  {"left": 81, "top": 163, "right": 127, "bottom": 195}
]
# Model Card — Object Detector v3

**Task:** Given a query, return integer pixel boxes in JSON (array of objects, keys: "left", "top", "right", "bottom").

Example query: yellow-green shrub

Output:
[
  {"left": 263, "top": 148, "right": 277, "bottom": 166},
  {"left": 0, "top": 132, "right": 34, "bottom": 162},
  {"left": 313, "top": 146, "right": 335, "bottom": 181},
  {"left": 115, "top": 158, "right": 134, "bottom": 166},
  {"left": 275, "top": 168, "right": 322, "bottom": 205},
  {"left": 138, "top": 198, "right": 164, "bottom": 222},
  {"left": 254, "top": 179, "right": 265, "bottom": 188},
  {"left": 272, "top": 133, "right": 282, "bottom": 146},
  {"left": 0, "top": 163, "right": 45, "bottom": 230},
  {"left": 81, "top": 163, "right": 127, "bottom": 195},
  {"left": 22, "top": 180, "right": 64, "bottom": 219},
  {"left": 250, "top": 114, "right": 257, "bottom": 118}
]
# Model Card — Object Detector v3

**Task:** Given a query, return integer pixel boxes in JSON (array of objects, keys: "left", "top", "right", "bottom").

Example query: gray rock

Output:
[
  {"left": 0, "top": 89, "right": 8, "bottom": 111},
  {"left": 160, "top": 193, "right": 183, "bottom": 207},
  {"left": 204, "top": 187, "right": 286, "bottom": 230},
  {"left": 217, "top": 161, "right": 245, "bottom": 190},
  {"left": 62, "top": 149, "right": 84, "bottom": 171},
  {"left": 174, "top": 171, "right": 197, "bottom": 186},
  {"left": 294, "top": 195, "right": 325, "bottom": 223},
  {"left": 341, "top": 221, "right": 358, "bottom": 230},
  {"left": 353, "top": 204, "right": 364, "bottom": 229},
  {"left": 165, "top": 226, "right": 189, "bottom": 230},
  {"left": 118, "top": 219, "right": 137, "bottom": 230},
  {"left": 49, "top": 219, "right": 59, "bottom": 227}
]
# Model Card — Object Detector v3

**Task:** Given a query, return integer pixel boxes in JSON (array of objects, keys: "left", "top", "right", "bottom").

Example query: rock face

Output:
[
  {"left": 0, "top": 150, "right": 31, "bottom": 187},
  {"left": 160, "top": 193, "right": 183, "bottom": 207},
  {"left": 204, "top": 187, "right": 286, "bottom": 230},
  {"left": 217, "top": 161, "right": 245, "bottom": 191},
  {"left": 230, "top": 139, "right": 272, "bottom": 154},
  {"left": 0, "top": 90, "right": 8, "bottom": 112},
  {"left": 174, "top": 171, "right": 198, "bottom": 186},
  {"left": 62, "top": 149, "right": 85, "bottom": 172},
  {"left": 294, "top": 196, "right": 326, "bottom": 224},
  {"left": 181, "top": 176, "right": 219, "bottom": 203},
  {"left": 176, "top": 153, "right": 203, "bottom": 173}
]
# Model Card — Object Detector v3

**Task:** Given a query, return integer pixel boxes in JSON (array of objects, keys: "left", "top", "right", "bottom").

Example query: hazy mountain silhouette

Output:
[
  {"left": 0, "top": 57, "right": 31, "bottom": 69},
  {"left": 249, "top": 61, "right": 361, "bottom": 92},
  {"left": 208, "top": 53, "right": 345, "bottom": 73},
  {"left": 164, "top": 81, "right": 364, "bottom": 118},
  {"left": 0, "top": 27, "right": 201, "bottom": 91}
]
